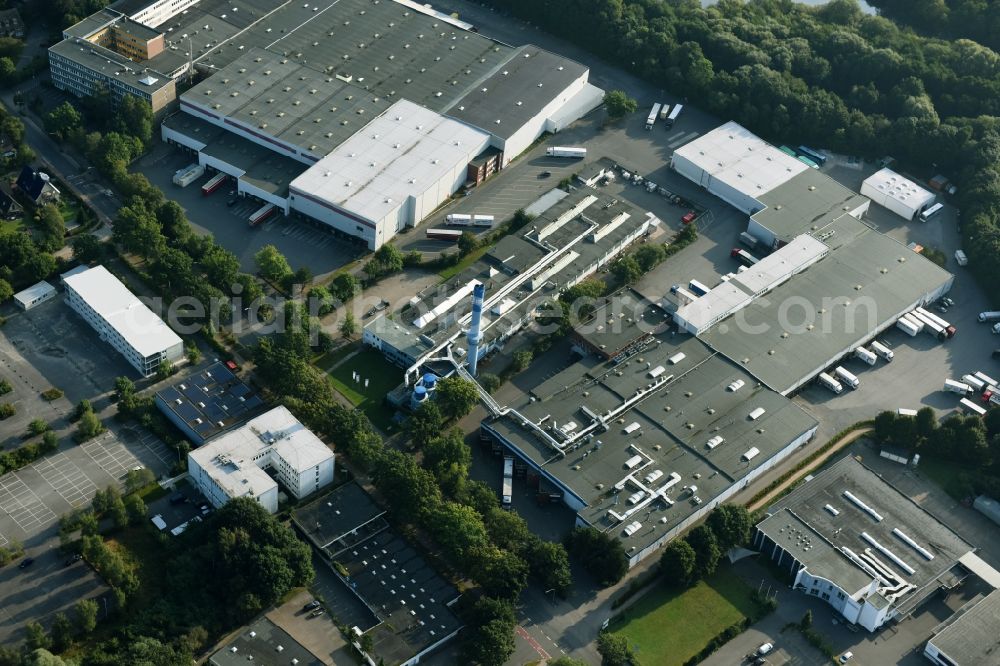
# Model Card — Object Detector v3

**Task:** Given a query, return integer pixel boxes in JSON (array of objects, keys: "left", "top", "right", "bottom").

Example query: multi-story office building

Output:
[
  {"left": 63, "top": 265, "right": 183, "bottom": 377},
  {"left": 188, "top": 406, "right": 334, "bottom": 514}
]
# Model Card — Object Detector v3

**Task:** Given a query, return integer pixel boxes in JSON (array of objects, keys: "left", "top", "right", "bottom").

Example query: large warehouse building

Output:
[
  {"left": 670, "top": 123, "right": 954, "bottom": 395},
  {"left": 64, "top": 265, "right": 184, "bottom": 377},
  {"left": 140, "top": 0, "right": 601, "bottom": 248},
  {"left": 755, "top": 456, "right": 973, "bottom": 632}
]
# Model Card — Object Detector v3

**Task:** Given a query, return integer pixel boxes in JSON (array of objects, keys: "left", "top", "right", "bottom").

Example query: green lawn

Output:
[
  {"left": 325, "top": 348, "right": 401, "bottom": 431},
  {"left": 314, "top": 342, "right": 359, "bottom": 372},
  {"left": 609, "top": 568, "right": 757, "bottom": 666}
]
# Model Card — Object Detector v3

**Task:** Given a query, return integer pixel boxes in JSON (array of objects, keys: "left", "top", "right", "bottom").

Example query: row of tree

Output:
[
  {"left": 874, "top": 407, "right": 1000, "bottom": 466},
  {"left": 481, "top": 0, "right": 1000, "bottom": 299},
  {"left": 659, "top": 505, "right": 753, "bottom": 589}
]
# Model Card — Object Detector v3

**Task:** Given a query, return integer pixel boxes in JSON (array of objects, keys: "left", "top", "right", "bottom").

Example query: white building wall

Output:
[
  {"left": 289, "top": 188, "right": 378, "bottom": 249},
  {"left": 238, "top": 179, "right": 290, "bottom": 215},
  {"left": 187, "top": 455, "right": 281, "bottom": 514},
  {"left": 129, "top": 0, "right": 200, "bottom": 28},
  {"left": 498, "top": 72, "right": 589, "bottom": 166},
  {"left": 161, "top": 121, "right": 208, "bottom": 152},
  {"left": 273, "top": 451, "right": 334, "bottom": 500}
]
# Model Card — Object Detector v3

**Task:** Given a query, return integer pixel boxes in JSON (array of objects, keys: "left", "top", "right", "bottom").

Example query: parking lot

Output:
[{"left": 134, "top": 146, "right": 366, "bottom": 278}]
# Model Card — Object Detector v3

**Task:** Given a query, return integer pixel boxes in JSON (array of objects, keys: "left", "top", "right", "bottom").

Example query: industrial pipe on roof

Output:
[{"left": 467, "top": 282, "right": 485, "bottom": 376}]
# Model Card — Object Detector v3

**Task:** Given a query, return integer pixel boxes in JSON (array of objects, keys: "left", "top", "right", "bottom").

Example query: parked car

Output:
[
  {"left": 19, "top": 557, "right": 34, "bottom": 569},
  {"left": 755, "top": 643, "right": 774, "bottom": 657},
  {"left": 539, "top": 170, "right": 552, "bottom": 178},
  {"left": 681, "top": 211, "right": 697, "bottom": 225},
  {"left": 940, "top": 296, "right": 955, "bottom": 307},
  {"left": 309, "top": 608, "right": 325, "bottom": 618},
  {"left": 935, "top": 305, "right": 949, "bottom": 314},
  {"left": 839, "top": 652, "right": 854, "bottom": 663},
  {"left": 302, "top": 600, "right": 321, "bottom": 612},
  {"left": 64, "top": 553, "right": 82, "bottom": 567}
]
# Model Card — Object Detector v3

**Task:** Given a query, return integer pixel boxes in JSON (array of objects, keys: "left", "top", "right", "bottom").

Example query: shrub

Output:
[
  {"left": 0, "top": 403, "right": 14, "bottom": 419},
  {"left": 41, "top": 388, "right": 64, "bottom": 401}
]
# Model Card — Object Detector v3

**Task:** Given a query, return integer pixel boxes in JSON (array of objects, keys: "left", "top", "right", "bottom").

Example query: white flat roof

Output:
[
  {"left": 862, "top": 168, "right": 934, "bottom": 208},
  {"left": 673, "top": 121, "right": 807, "bottom": 200},
  {"left": 189, "top": 406, "right": 331, "bottom": 500},
  {"left": 63, "top": 266, "right": 182, "bottom": 357},
  {"left": 13, "top": 280, "right": 55, "bottom": 306},
  {"left": 290, "top": 99, "right": 490, "bottom": 223},
  {"left": 676, "top": 234, "right": 829, "bottom": 333}
]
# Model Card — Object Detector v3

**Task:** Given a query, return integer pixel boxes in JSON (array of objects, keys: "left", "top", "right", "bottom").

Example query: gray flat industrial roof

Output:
[
  {"left": 759, "top": 508, "right": 873, "bottom": 594},
  {"left": 485, "top": 234, "right": 546, "bottom": 275},
  {"left": 765, "top": 456, "right": 972, "bottom": 610},
  {"left": 292, "top": 481, "right": 388, "bottom": 554},
  {"left": 928, "top": 590, "right": 1000, "bottom": 665},
  {"left": 209, "top": 617, "right": 323, "bottom": 666},
  {"left": 701, "top": 214, "right": 953, "bottom": 394},
  {"left": 572, "top": 288, "right": 665, "bottom": 358},
  {"left": 753, "top": 169, "right": 871, "bottom": 245},
  {"left": 485, "top": 333, "right": 817, "bottom": 551},
  {"left": 155, "top": 362, "right": 264, "bottom": 443},
  {"left": 446, "top": 45, "right": 588, "bottom": 139},
  {"left": 338, "top": 529, "right": 462, "bottom": 665}
]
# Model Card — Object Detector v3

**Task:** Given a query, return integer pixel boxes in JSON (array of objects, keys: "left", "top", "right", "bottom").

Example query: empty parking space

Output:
[
  {"left": 32, "top": 456, "right": 97, "bottom": 509},
  {"left": 80, "top": 432, "right": 141, "bottom": 484},
  {"left": 0, "top": 474, "right": 56, "bottom": 532},
  {"left": 120, "top": 426, "right": 175, "bottom": 468}
]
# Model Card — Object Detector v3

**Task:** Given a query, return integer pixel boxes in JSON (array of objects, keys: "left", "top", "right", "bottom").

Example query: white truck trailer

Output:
[
  {"left": 979, "top": 311, "right": 1000, "bottom": 323},
  {"left": 869, "top": 340, "right": 894, "bottom": 362},
  {"left": 896, "top": 317, "right": 920, "bottom": 337},
  {"left": 834, "top": 366, "right": 860, "bottom": 389},
  {"left": 854, "top": 347, "right": 877, "bottom": 365},
  {"left": 818, "top": 372, "right": 843, "bottom": 394},
  {"left": 546, "top": 146, "right": 587, "bottom": 158},
  {"left": 944, "top": 379, "right": 972, "bottom": 394},
  {"left": 645, "top": 103, "right": 662, "bottom": 130}
]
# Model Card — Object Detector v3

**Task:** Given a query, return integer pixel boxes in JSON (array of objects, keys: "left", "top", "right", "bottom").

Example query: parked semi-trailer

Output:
[
  {"left": 974, "top": 371, "right": 998, "bottom": 387},
  {"left": 688, "top": 279, "right": 710, "bottom": 297},
  {"left": 659, "top": 104, "right": 670, "bottom": 120},
  {"left": 869, "top": 340, "right": 893, "bottom": 362},
  {"left": 896, "top": 317, "right": 920, "bottom": 337},
  {"left": 909, "top": 310, "right": 948, "bottom": 340},
  {"left": 854, "top": 347, "right": 877, "bottom": 365},
  {"left": 796, "top": 145, "right": 827, "bottom": 166},
  {"left": 426, "top": 228, "right": 463, "bottom": 241},
  {"left": 248, "top": 203, "right": 276, "bottom": 227},
  {"left": 172, "top": 164, "right": 205, "bottom": 187},
  {"left": 546, "top": 146, "right": 587, "bottom": 158},
  {"left": 834, "top": 366, "right": 860, "bottom": 390},
  {"left": 646, "top": 103, "right": 662, "bottom": 130},
  {"left": 739, "top": 232, "right": 759, "bottom": 250},
  {"left": 201, "top": 172, "right": 227, "bottom": 196},
  {"left": 915, "top": 307, "right": 955, "bottom": 337},
  {"left": 979, "top": 311, "right": 1000, "bottom": 323},
  {"left": 664, "top": 103, "right": 683, "bottom": 129},
  {"left": 501, "top": 456, "right": 514, "bottom": 508},
  {"left": 731, "top": 248, "right": 760, "bottom": 266},
  {"left": 900, "top": 313, "right": 925, "bottom": 334},
  {"left": 944, "top": 379, "right": 972, "bottom": 394},
  {"left": 963, "top": 375, "right": 986, "bottom": 392},
  {"left": 818, "top": 372, "right": 843, "bottom": 394},
  {"left": 960, "top": 397, "right": 987, "bottom": 416}
]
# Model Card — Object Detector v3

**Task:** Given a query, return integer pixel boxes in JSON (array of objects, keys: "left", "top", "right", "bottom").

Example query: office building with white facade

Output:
[
  {"left": 63, "top": 265, "right": 183, "bottom": 377},
  {"left": 755, "top": 456, "right": 972, "bottom": 632},
  {"left": 188, "top": 406, "right": 334, "bottom": 514}
]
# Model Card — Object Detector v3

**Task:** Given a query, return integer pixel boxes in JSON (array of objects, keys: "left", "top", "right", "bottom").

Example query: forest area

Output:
[{"left": 480, "top": 0, "right": 1000, "bottom": 299}]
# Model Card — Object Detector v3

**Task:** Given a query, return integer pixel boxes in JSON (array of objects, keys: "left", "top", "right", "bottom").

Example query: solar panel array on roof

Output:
[{"left": 155, "top": 362, "right": 265, "bottom": 443}]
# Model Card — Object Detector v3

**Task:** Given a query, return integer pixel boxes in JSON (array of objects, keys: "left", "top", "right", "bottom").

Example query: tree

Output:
[
  {"left": 49, "top": 612, "right": 74, "bottom": 652},
  {"left": 329, "top": 272, "right": 360, "bottom": 301},
  {"left": 255, "top": 244, "right": 292, "bottom": 283},
  {"left": 35, "top": 204, "right": 66, "bottom": 252},
  {"left": 612, "top": 255, "right": 643, "bottom": 284},
  {"left": 526, "top": 539, "right": 573, "bottom": 597},
  {"left": 202, "top": 245, "right": 240, "bottom": 288},
  {"left": 423, "top": 428, "right": 472, "bottom": 496},
  {"left": 435, "top": 376, "right": 480, "bottom": 420},
  {"left": 428, "top": 501, "right": 488, "bottom": 564},
  {"left": 597, "top": 632, "right": 634, "bottom": 666},
  {"left": 604, "top": 90, "right": 638, "bottom": 119},
  {"left": 24, "top": 621, "right": 50, "bottom": 651},
  {"left": 76, "top": 408, "right": 103, "bottom": 442},
  {"left": 511, "top": 350, "right": 533, "bottom": 372},
  {"left": 660, "top": 539, "right": 697, "bottom": 588},
  {"left": 114, "top": 376, "right": 135, "bottom": 402},
  {"left": 461, "top": 597, "right": 516, "bottom": 666},
  {"left": 72, "top": 399, "right": 92, "bottom": 422},
  {"left": 549, "top": 658, "right": 589, "bottom": 666},
  {"left": 406, "top": 401, "right": 445, "bottom": 449},
  {"left": 706, "top": 505, "right": 753, "bottom": 552},
  {"left": 370, "top": 449, "right": 442, "bottom": 523},
  {"left": 45, "top": 102, "right": 82, "bottom": 141},
  {"left": 41, "top": 431, "right": 58, "bottom": 453},
  {"left": 478, "top": 372, "right": 501, "bottom": 394},
  {"left": 458, "top": 231, "right": 479, "bottom": 256},
  {"left": 470, "top": 544, "right": 530, "bottom": 599},
  {"left": 124, "top": 467, "right": 154, "bottom": 494},
  {"left": 70, "top": 234, "right": 103, "bottom": 264},
  {"left": 340, "top": 311, "right": 357, "bottom": 339},
  {"left": 110, "top": 495, "right": 129, "bottom": 529},
  {"left": 157, "top": 360, "right": 175, "bottom": 380},
  {"left": 24, "top": 649, "right": 72, "bottom": 666},
  {"left": 27, "top": 419, "right": 49, "bottom": 436},
  {"left": 0, "top": 278, "right": 11, "bottom": 302},
  {"left": 123, "top": 493, "right": 147, "bottom": 526},
  {"left": 634, "top": 243, "right": 666, "bottom": 273},
  {"left": 687, "top": 524, "right": 721, "bottom": 578},
  {"left": 564, "top": 527, "right": 628, "bottom": 587},
  {"left": 800, "top": 609, "right": 813, "bottom": 630},
  {"left": 74, "top": 598, "right": 99, "bottom": 633},
  {"left": 363, "top": 244, "right": 404, "bottom": 279}
]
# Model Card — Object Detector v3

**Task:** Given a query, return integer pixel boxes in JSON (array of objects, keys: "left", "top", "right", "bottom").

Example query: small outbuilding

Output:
[
  {"left": 861, "top": 168, "right": 935, "bottom": 220},
  {"left": 13, "top": 280, "right": 55, "bottom": 310}
]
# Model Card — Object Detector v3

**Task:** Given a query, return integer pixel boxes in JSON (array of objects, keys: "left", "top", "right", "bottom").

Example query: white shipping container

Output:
[
  {"left": 896, "top": 318, "right": 919, "bottom": 336},
  {"left": 854, "top": 347, "right": 877, "bottom": 365},
  {"left": 869, "top": 340, "right": 894, "bottom": 361},
  {"left": 897, "top": 408, "right": 918, "bottom": 416},
  {"left": 901, "top": 313, "right": 925, "bottom": 333},
  {"left": 834, "top": 366, "right": 860, "bottom": 389}
]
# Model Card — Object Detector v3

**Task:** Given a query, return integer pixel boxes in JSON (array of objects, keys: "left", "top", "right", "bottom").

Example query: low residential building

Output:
[
  {"left": 924, "top": 589, "right": 1000, "bottom": 666},
  {"left": 754, "top": 456, "right": 973, "bottom": 632},
  {"left": 154, "top": 362, "right": 265, "bottom": 445},
  {"left": 13, "top": 281, "right": 56, "bottom": 311},
  {"left": 0, "top": 185, "right": 23, "bottom": 219},
  {"left": 188, "top": 406, "right": 334, "bottom": 514},
  {"left": 15, "top": 165, "right": 60, "bottom": 205},
  {"left": 63, "top": 265, "right": 183, "bottom": 377},
  {"left": 0, "top": 9, "right": 24, "bottom": 38}
]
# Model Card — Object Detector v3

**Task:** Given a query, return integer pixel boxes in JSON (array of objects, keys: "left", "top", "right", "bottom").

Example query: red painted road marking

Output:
[{"left": 516, "top": 625, "right": 551, "bottom": 661}]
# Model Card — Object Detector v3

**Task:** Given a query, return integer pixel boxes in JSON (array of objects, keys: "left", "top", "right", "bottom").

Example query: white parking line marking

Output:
[
  {"left": 0, "top": 474, "right": 56, "bottom": 532},
  {"left": 33, "top": 457, "right": 97, "bottom": 508}
]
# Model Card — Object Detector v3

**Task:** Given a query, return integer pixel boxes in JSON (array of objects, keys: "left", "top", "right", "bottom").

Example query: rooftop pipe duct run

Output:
[{"left": 467, "top": 282, "right": 485, "bottom": 376}]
